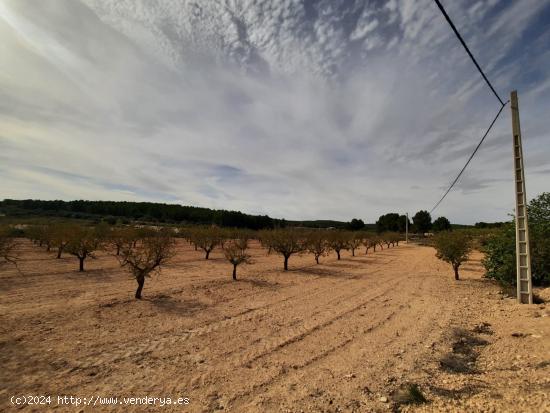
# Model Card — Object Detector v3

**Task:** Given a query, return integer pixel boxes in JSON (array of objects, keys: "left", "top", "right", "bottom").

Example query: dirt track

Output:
[{"left": 1, "top": 240, "right": 549, "bottom": 412}]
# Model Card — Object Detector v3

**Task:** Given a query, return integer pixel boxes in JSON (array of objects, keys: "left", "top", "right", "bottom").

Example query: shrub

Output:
[
  {"left": 483, "top": 192, "right": 550, "bottom": 286},
  {"left": 433, "top": 231, "right": 473, "bottom": 280},
  {"left": 481, "top": 223, "right": 516, "bottom": 285}
]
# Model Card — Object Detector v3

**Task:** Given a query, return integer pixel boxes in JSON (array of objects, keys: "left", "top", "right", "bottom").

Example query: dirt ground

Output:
[{"left": 1, "top": 240, "right": 549, "bottom": 412}]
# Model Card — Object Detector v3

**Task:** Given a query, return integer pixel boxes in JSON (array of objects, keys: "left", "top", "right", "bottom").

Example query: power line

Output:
[
  {"left": 430, "top": 101, "right": 508, "bottom": 214},
  {"left": 433, "top": 0, "right": 505, "bottom": 106},
  {"left": 430, "top": 102, "right": 508, "bottom": 213},
  {"left": 429, "top": 0, "right": 508, "bottom": 214}
]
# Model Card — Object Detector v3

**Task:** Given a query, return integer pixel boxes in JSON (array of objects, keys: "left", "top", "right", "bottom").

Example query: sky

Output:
[{"left": 0, "top": 0, "right": 549, "bottom": 224}]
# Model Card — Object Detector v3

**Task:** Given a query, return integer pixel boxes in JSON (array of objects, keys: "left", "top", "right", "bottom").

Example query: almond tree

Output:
[
  {"left": 361, "top": 234, "right": 374, "bottom": 254},
  {"left": 369, "top": 236, "right": 378, "bottom": 252},
  {"left": 52, "top": 223, "right": 76, "bottom": 259},
  {"left": 223, "top": 238, "right": 251, "bottom": 280},
  {"left": 189, "top": 227, "right": 220, "bottom": 259},
  {"left": 388, "top": 232, "right": 402, "bottom": 247},
  {"left": 0, "top": 226, "right": 18, "bottom": 268},
  {"left": 348, "top": 233, "right": 363, "bottom": 257},
  {"left": 327, "top": 231, "right": 349, "bottom": 260},
  {"left": 65, "top": 226, "right": 102, "bottom": 272},
  {"left": 258, "top": 230, "right": 273, "bottom": 255},
  {"left": 382, "top": 233, "right": 393, "bottom": 249},
  {"left": 263, "top": 229, "right": 304, "bottom": 270},
  {"left": 377, "top": 237, "right": 385, "bottom": 250},
  {"left": 305, "top": 231, "right": 329, "bottom": 264},
  {"left": 434, "top": 231, "right": 472, "bottom": 280},
  {"left": 110, "top": 226, "right": 138, "bottom": 256},
  {"left": 118, "top": 229, "right": 176, "bottom": 299}
]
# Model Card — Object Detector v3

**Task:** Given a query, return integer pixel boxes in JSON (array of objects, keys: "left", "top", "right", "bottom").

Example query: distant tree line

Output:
[
  {"left": 0, "top": 199, "right": 375, "bottom": 231},
  {"left": 375, "top": 210, "right": 453, "bottom": 234},
  {"left": 0, "top": 199, "right": 275, "bottom": 230}
]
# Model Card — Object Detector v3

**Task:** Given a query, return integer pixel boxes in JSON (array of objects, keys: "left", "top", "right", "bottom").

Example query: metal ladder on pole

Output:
[{"left": 510, "top": 91, "right": 533, "bottom": 304}]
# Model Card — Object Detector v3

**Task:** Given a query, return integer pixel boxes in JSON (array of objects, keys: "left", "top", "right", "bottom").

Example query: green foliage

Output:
[
  {"left": 474, "top": 221, "right": 505, "bottom": 229},
  {"left": 0, "top": 199, "right": 275, "bottom": 230},
  {"left": 375, "top": 213, "right": 409, "bottom": 233},
  {"left": 412, "top": 210, "right": 432, "bottom": 233},
  {"left": 481, "top": 223, "right": 516, "bottom": 285},
  {"left": 347, "top": 218, "right": 365, "bottom": 231},
  {"left": 528, "top": 192, "right": 550, "bottom": 223},
  {"left": 432, "top": 216, "right": 451, "bottom": 232},
  {"left": 482, "top": 193, "right": 550, "bottom": 286},
  {"left": 433, "top": 231, "right": 473, "bottom": 280}
]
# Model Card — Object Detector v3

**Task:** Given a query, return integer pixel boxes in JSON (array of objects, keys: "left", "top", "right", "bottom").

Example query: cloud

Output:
[{"left": 0, "top": 0, "right": 549, "bottom": 224}]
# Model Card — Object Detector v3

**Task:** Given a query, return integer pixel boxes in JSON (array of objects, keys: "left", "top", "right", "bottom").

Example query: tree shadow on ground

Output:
[
  {"left": 297, "top": 266, "right": 352, "bottom": 278},
  {"left": 236, "top": 278, "right": 280, "bottom": 289},
  {"left": 429, "top": 383, "right": 486, "bottom": 399},
  {"left": 147, "top": 294, "right": 207, "bottom": 316}
]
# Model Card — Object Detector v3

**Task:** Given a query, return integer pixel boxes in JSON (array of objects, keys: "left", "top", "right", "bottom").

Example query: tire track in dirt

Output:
[
  {"left": 59, "top": 255, "right": 402, "bottom": 372},
  {"left": 174, "top": 269, "right": 409, "bottom": 397},
  {"left": 226, "top": 305, "right": 403, "bottom": 409},
  {"left": 228, "top": 264, "right": 435, "bottom": 411}
]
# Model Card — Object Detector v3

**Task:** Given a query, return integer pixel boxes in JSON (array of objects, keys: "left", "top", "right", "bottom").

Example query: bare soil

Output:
[{"left": 1, "top": 240, "right": 549, "bottom": 412}]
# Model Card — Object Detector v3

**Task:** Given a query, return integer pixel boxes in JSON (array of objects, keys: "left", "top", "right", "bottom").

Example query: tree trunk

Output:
[
  {"left": 205, "top": 250, "right": 210, "bottom": 260},
  {"left": 373, "top": 245, "right": 377, "bottom": 252},
  {"left": 116, "top": 245, "right": 121, "bottom": 255},
  {"left": 454, "top": 265, "right": 459, "bottom": 280},
  {"left": 315, "top": 256, "right": 319, "bottom": 264},
  {"left": 336, "top": 251, "right": 341, "bottom": 260},
  {"left": 284, "top": 255, "right": 289, "bottom": 271},
  {"left": 57, "top": 246, "right": 63, "bottom": 259},
  {"left": 365, "top": 248, "right": 368, "bottom": 255},
  {"left": 135, "top": 276, "right": 145, "bottom": 299},
  {"left": 232, "top": 264, "right": 237, "bottom": 280},
  {"left": 79, "top": 257, "right": 85, "bottom": 272},
  {"left": 351, "top": 249, "right": 355, "bottom": 257}
]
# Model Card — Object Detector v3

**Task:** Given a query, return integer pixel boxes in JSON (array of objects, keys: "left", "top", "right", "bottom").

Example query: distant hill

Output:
[{"left": 0, "top": 199, "right": 357, "bottom": 230}]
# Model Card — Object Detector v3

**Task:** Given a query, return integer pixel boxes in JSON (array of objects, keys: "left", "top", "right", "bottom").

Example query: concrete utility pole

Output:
[{"left": 510, "top": 90, "right": 533, "bottom": 304}]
